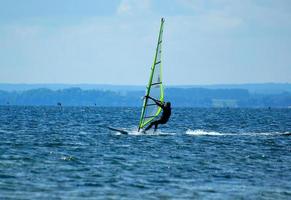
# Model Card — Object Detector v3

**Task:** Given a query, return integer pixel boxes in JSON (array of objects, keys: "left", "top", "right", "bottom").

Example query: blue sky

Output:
[{"left": 0, "top": 0, "right": 291, "bottom": 85}]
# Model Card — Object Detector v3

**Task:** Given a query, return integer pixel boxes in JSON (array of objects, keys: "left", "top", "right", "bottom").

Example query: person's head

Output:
[{"left": 166, "top": 102, "right": 171, "bottom": 107}]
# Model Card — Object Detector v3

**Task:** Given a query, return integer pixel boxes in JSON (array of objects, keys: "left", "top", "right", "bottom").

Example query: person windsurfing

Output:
[{"left": 143, "top": 95, "right": 171, "bottom": 132}]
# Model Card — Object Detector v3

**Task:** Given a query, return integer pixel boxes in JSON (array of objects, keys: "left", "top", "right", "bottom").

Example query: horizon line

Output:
[{"left": 0, "top": 82, "right": 290, "bottom": 86}]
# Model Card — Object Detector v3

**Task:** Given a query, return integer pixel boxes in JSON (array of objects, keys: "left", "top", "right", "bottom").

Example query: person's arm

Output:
[{"left": 145, "top": 95, "right": 164, "bottom": 108}]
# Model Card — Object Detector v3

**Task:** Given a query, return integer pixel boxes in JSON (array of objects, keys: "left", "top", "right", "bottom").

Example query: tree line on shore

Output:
[{"left": 0, "top": 87, "right": 290, "bottom": 108}]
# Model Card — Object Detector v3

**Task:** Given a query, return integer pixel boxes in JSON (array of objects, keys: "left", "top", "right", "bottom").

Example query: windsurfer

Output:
[{"left": 144, "top": 95, "right": 171, "bottom": 132}]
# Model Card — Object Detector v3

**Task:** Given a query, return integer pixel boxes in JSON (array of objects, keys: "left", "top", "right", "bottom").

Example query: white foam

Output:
[
  {"left": 185, "top": 129, "right": 291, "bottom": 136},
  {"left": 141, "top": 129, "right": 176, "bottom": 136},
  {"left": 186, "top": 129, "right": 225, "bottom": 136},
  {"left": 240, "top": 132, "right": 290, "bottom": 136},
  {"left": 114, "top": 128, "right": 175, "bottom": 136},
  {"left": 110, "top": 127, "right": 290, "bottom": 137}
]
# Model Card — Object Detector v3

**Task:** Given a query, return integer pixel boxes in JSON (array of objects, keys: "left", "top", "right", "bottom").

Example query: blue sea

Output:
[{"left": 0, "top": 106, "right": 290, "bottom": 199}]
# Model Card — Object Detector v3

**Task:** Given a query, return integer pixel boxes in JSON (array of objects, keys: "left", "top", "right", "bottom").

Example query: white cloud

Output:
[
  {"left": 117, "top": 2, "right": 131, "bottom": 15},
  {"left": 117, "top": 0, "right": 151, "bottom": 16},
  {"left": 176, "top": 0, "right": 291, "bottom": 30}
]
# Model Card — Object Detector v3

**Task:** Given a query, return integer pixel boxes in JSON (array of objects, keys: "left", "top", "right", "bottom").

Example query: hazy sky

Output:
[{"left": 0, "top": 0, "right": 291, "bottom": 85}]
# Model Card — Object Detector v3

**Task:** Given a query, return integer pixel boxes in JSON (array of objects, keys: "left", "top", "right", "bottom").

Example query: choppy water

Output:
[{"left": 0, "top": 106, "right": 290, "bottom": 199}]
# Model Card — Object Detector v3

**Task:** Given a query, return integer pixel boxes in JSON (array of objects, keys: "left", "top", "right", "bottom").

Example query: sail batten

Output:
[
  {"left": 138, "top": 18, "right": 165, "bottom": 131},
  {"left": 151, "top": 82, "right": 162, "bottom": 86}
]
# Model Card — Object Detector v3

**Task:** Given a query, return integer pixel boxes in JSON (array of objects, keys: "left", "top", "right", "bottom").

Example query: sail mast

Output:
[{"left": 138, "top": 18, "right": 165, "bottom": 131}]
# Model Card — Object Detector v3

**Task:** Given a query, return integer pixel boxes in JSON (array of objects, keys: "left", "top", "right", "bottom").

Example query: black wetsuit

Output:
[{"left": 144, "top": 98, "right": 171, "bottom": 131}]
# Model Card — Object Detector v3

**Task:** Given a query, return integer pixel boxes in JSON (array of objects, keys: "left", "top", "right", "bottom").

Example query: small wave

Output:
[
  {"left": 186, "top": 129, "right": 225, "bottom": 136},
  {"left": 185, "top": 129, "right": 291, "bottom": 136},
  {"left": 60, "top": 156, "right": 75, "bottom": 161},
  {"left": 0, "top": 129, "right": 13, "bottom": 134},
  {"left": 240, "top": 132, "right": 291, "bottom": 136},
  {"left": 79, "top": 131, "right": 88, "bottom": 135}
]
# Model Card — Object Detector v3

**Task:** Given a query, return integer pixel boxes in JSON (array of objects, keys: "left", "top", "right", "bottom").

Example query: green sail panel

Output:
[{"left": 138, "top": 18, "right": 165, "bottom": 131}]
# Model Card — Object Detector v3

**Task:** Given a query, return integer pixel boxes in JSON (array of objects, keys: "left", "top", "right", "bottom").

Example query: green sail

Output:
[{"left": 138, "top": 18, "right": 165, "bottom": 131}]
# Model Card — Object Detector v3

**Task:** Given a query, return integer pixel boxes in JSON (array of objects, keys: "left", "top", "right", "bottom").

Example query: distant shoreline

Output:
[
  {"left": 0, "top": 83, "right": 291, "bottom": 94},
  {"left": 1, "top": 87, "right": 290, "bottom": 108}
]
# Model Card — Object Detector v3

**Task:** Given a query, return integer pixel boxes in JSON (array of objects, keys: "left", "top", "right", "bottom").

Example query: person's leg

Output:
[
  {"left": 145, "top": 121, "right": 155, "bottom": 131},
  {"left": 153, "top": 120, "right": 162, "bottom": 131},
  {"left": 154, "top": 122, "right": 158, "bottom": 131}
]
